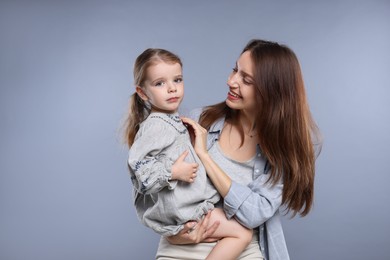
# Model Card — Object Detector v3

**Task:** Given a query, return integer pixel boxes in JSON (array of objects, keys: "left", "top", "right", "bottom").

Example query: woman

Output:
[{"left": 156, "top": 39, "right": 322, "bottom": 260}]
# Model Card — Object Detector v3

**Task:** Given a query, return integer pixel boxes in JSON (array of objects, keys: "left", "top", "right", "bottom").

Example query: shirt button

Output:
[
  {"left": 255, "top": 169, "right": 260, "bottom": 173},
  {"left": 257, "top": 153, "right": 261, "bottom": 157}
]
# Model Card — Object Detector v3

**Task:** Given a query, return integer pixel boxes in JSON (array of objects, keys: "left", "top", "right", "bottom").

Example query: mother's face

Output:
[{"left": 225, "top": 51, "right": 257, "bottom": 113}]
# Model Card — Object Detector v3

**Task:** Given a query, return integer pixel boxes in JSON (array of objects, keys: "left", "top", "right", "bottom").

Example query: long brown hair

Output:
[
  {"left": 123, "top": 48, "right": 182, "bottom": 147},
  {"left": 200, "top": 39, "right": 320, "bottom": 216}
]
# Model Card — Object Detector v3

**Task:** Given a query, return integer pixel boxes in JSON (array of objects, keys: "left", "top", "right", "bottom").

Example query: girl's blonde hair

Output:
[{"left": 123, "top": 48, "right": 182, "bottom": 147}]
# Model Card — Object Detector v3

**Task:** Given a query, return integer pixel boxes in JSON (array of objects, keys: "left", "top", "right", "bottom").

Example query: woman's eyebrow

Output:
[
  {"left": 236, "top": 62, "right": 253, "bottom": 79},
  {"left": 240, "top": 70, "right": 254, "bottom": 81}
]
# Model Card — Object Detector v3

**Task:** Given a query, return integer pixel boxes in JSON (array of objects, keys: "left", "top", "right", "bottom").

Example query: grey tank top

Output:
[{"left": 208, "top": 141, "right": 256, "bottom": 186}]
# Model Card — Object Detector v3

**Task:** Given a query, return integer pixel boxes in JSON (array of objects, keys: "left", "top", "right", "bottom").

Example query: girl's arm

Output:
[
  {"left": 129, "top": 119, "right": 187, "bottom": 194},
  {"left": 129, "top": 118, "right": 198, "bottom": 195}
]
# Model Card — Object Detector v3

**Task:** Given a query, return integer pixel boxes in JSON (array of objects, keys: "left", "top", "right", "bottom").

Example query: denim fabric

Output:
[
  {"left": 188, "top": 107, "right": 322, "bottom": 260},
  {"left": 206, "top": 118, "right": 287, "bottom": 260},
  {"left": 128, "top": 112, "right": 220, "bottom": 236}
]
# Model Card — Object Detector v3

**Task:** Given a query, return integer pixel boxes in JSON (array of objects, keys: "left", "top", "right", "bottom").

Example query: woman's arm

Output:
[
  {"left": 194, "top": 152, "right": 232, "bottom": 197},
  {"left": 224, "top": 177, "right": 283, "bottom": 228},
  {"left": 166, "top": 211, "right": 220, "bottom": 244},
  {"left": 181, "top": 117, "right": 232, "bottom": 197},
  {"left": 181, "top": 117, "right": 283, "bottom": 228}
]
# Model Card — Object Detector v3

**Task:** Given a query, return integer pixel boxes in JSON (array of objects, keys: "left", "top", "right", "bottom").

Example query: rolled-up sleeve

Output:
[
  {"left": 224, "top": 175, "right": 283, "bottom": 229},
  {"left": 224, "top": 182, "right": 252, "bottom": 217}
]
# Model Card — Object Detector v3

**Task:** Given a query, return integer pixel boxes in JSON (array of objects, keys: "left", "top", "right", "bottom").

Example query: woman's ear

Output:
[{"left": 136, "top": 86, "right": 148, "bottom": 101}]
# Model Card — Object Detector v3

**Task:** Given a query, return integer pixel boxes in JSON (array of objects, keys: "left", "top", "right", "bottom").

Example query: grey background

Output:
[{"left": 1, "top": 0, "right": 389, "bottom": 259}]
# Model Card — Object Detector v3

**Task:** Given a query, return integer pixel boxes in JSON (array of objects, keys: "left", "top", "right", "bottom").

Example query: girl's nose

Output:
[{"left": 168, "top": 83, "right": 177, "bottom": 93}]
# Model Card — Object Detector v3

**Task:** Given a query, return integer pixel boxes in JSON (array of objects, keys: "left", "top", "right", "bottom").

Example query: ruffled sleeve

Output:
[{"left": 128, "top": 117, "right": 178, "bottom": 194}]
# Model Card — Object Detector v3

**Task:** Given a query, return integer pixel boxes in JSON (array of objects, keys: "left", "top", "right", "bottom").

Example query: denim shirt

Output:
[
  {"left": 187, "top": 108, "right": 285, "bottom": 260},
  {"left": 188, "top": 108, "right": 322, "bottom": 260},
  {"left": 206, "top": 118, "right": 287, "bottom": 260}
]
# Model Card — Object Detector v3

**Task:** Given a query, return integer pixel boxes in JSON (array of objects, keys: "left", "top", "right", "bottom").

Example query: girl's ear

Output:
[{"left": 136, "top": 86, "right": 148, "bottom": 101}]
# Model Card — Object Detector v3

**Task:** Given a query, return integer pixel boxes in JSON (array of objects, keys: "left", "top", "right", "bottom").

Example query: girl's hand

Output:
[
  {"left": 171, "top": 150, "right": 198, "bottom": 183},
  {"left": 181, "top": 117, "right": 208, "bottom": 158},
  {"left": 166, "top": 211, "right": 220, "bottom": 245}
]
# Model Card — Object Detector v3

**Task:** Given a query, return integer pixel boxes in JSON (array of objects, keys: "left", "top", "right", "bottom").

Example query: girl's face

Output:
[
  {"left": 137, "top": 61, "right": 184, "bottom": 113},
  {"left": 225, "top": 51, "right": 257, "bottom": 114}
]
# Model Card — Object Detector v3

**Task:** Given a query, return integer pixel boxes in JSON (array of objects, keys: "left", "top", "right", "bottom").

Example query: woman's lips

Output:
[{"left": 227, "top": 91, "right": 241, "bottom": 100}]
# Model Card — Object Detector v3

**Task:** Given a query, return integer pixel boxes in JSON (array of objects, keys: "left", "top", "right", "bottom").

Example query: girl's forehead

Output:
[{"left": 146, "top": 62, "right": 182, "bottom": 78}]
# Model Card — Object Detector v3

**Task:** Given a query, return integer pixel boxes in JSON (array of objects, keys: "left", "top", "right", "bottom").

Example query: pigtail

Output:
[{"left": 124, "top": 93, "right": 150, "bottom": 147}]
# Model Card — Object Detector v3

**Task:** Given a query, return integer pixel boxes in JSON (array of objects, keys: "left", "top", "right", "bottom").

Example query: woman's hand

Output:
[
  {"left": 166, "top": 211, "right": 220, "bottom": 245},
  {"left": 182, "top": 117, "right": 232, "bottom": 197},
  {"left": 181, "top": 117, "right": 208, "bottom": 158}
]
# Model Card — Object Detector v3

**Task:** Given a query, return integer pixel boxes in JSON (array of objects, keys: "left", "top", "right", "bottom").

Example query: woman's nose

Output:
[{"left": 228, "top": 72, "right": 239, "bottom": 88}]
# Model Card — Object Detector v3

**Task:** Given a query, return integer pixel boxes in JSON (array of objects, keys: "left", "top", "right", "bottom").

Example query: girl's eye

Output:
[
  {"left": 155, "top": 81, "right": 165, "bottom": 87},
  {"left": 174, "top": 77, "right": 183, "bottom": 83},
  {"left": 232, "top": 67, "right": 238, "bottom": 73}
]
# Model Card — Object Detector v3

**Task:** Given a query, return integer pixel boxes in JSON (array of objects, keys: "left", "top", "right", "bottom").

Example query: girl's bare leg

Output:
[{"left": 205, "top": 208, "right": 253, "bottom": 260}]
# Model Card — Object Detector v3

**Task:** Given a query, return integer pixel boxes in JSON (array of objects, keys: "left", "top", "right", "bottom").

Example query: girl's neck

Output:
[{"left": 151, "top": 107, "right": 178, "bottom": 115}]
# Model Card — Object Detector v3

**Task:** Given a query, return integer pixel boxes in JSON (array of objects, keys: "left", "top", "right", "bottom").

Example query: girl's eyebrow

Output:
[
  {"left": 149, "top": 74, "right": 183, "bottom": 85},
  {"left": 152, "top": 77, "right": 164, "bottom": 81},
  {"left": 148, "top": 77, "right": 164, "bottom": 85}
]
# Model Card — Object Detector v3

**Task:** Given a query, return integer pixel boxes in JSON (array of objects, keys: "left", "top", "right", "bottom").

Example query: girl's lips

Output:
[{"left": 167, "top": 97, "right": 179, "bottom": 102}]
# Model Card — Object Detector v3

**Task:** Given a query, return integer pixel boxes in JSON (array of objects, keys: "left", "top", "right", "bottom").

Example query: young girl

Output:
[{"left": 124, "top": 48, "right": 254, "bottom": 260}]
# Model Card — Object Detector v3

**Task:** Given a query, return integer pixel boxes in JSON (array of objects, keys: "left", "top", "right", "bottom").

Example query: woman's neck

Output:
[
  {"left": 238, "top": 111, "right": 256, "bottom": 133},
  {"left": 219, "top": 121, "right": 258, "bottom": 161}
]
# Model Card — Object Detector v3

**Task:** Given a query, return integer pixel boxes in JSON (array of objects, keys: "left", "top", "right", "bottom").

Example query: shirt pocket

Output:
[{"left": 253, "top": 157, "right": 270, "bottom": 179}]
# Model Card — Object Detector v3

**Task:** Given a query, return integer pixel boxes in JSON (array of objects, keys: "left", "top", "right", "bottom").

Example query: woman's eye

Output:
[
  {"left": 243, "top": 78, "right": 253, "bottom": 85},
  {"left": 232, "top": 67, "right": 238, "bottom": 73}
]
